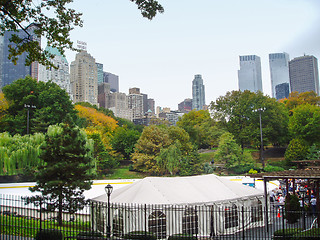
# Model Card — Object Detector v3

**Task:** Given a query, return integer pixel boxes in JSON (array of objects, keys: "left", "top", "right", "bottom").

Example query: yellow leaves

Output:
[
  {"left": 0, "top": 93, "right": 9, "bottom": 118},
  {"left": 75, "top": 105, "right": 118, "bottom": 131}
]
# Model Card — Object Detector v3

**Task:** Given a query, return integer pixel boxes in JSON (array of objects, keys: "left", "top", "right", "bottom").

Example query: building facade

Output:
[
  {"left": 70, "top": 51, "right": 98, "bottom": 105},
  {"left": 96, "top": 63, "right": 104, "bottom": 84},
  {"left": 289, "top": 55, "right": 319, "bottom": 95},
  {"left": 269, "top": 52, "right": 290, "bottom": 100},
  {"left": 38, "top": 46, "right": 71, "bottom": 97},
  {"left": 238, "top": 55, "right": 263, "bottom": 93},
  {"left": 178, "top": 98, "right": 192, "bottom": 113},
  {"left": 128, "top": 88, "right": 144, "bottom": 120},
  {"left": 192, "top": 74, "right": 206, "bottom": 110},
  {"left": 103, "top": 72, "right": 119, "bottom": 93},
  {"left": 0, "top": 25, "right": 40, "bottom": 88}
]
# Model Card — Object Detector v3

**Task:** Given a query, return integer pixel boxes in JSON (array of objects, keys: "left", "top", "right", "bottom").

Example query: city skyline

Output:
[{"left": 60, "top": 0, "right": 320, "bottom": 109}]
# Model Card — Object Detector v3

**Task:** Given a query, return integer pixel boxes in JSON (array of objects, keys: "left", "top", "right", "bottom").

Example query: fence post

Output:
[
  {"left": 39, "top": 197, "right": 42, "bottom": 231},
  {"left": 242, "top": 206, "right": 245, "bottom": 240}
]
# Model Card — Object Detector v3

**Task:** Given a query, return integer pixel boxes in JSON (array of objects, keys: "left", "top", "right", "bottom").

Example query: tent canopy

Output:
[{"left": 92, "top": 174, "right": 263, "bottom": 205}]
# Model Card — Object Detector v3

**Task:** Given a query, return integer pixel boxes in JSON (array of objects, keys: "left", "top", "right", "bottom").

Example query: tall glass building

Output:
[
  {"left": 0, "top": 25, "right": 40, "bottom": 88},
  {"left": 269, "top": 52, "right": 290, "bottom": 100},
  {"left": 192, "top": 74, "right": 206, "bottom": 110},
  {"left": 238, "top": 55, "right": 263, "bottom": 93},
  {"left": 289, "top": 55, "right": 319, "bottom": 95}
]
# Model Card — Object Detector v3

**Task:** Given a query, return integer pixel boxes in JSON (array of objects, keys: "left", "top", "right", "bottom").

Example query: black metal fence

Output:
[{"left": 0, "top": 194, "right": 319, "bottom": 239}]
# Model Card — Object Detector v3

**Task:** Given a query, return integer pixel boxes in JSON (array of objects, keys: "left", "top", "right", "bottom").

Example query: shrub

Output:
[
  {"left": 284, "top": 194, "right": 301, "bottom": 224},
  {"left": 76, "top": 231, "right": 104, "bottom": 240},
  {"left": 264, "top": 164, "right": 285, "bottom": 172},
  {"left": 168, "top": 234, "right": 197, "bottom": 240},
  {"left": 284, "top": 138, "right": 309, "bottom": 165},
  {"left": 122, "top": 231, "right": 157, "bottom": 240},
  {"left": 291, "top": 228, "right": 320, "bottom": 240},
  {"left": 35, "top": 229, "right": 63, "bottom": 240},
  {"left": 273, "top": 228, "right": 301, "bottom": 240}
]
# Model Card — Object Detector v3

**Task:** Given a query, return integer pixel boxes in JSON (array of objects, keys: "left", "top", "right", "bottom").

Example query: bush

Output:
[
  {"left": 122, "top": 231, "right": 157, "bottom": 240},
  {"left": 264, "top": 164, "right": 285, "bottom": 172},
  {"left": 291, "top": 228, "right": 320, "bottom": 239},
  {"left": 228, "top": 164, "right": 255, "bottom": 174},
  {"left": 35, "top": 229, "right": 63, "bottom": 240},
  {"left": 76, "top": 231, "right": 104, "bottom": 240},
  {"left": 273, "top": 228, "right": 301, "bottom": 240},
  {"left": 168, "top": 234, "right": 197, "bottom": 240},
  {"left": 284, "top": 194, "right": 301, "bottom": 224}
]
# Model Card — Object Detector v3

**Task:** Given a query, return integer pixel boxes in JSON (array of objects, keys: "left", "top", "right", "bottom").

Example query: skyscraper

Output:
[
  {"left": 70, "top": 51, "right": 98, "bottom": 105},
  {"left": 289, "top": 55, "right": 319, "bottom": 95},
  {"left": 38, "top": 46, "right": 71, "bottom": 97},
  {"left": 96, "top": 63, "right": 104, "bottom": 84},
  {"left": 269, "top": 52, "right": 290, "bottom": 100},
  {"left": 238, "top": 55, "right": 263, "bottom": 93},
  {"left": 192, "top": 74, "right": 205, "bottom": 110},
  {"left": 0, "top": 25, "right": 40, "bottom": 88},
  {"left": 103, "top": 72, "right": 119, "bottom": 93}
]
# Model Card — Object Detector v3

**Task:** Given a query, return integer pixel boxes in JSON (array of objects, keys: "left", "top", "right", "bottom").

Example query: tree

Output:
[
  {"left": 131, "top": 125, "right": 171, "bottom": 174},
  {"left": 176, "top": 109, "right": 219, "bottom": 149},
  {"left": 281, "top": 91, "right": 320, "bottom": 113},
  {"left": 111, "top": 126, "right": 141, "bottom": 159},
  {"left": 155, "top": 142, "right": 182, "bottom": 175},
  {"left": 284, "top": 138, "right": 309, "bottom": 164},
  {"left": 1, "top": 76, "right": 77, "bottom": 135},
  {"left": 211, "top": 90, "right": 289, "bottom": 149},
  {"left": 29, "top": 120, "right": 95, "bottom": 225},
  {"left": 288, "top": 104, "right": 320, "bottom": 145},
  {"left": 214, "top": 132, "right": 254, "bottom": 169},
  {"left": 0, "top": 0, "right": 164, "bottom": 66}
]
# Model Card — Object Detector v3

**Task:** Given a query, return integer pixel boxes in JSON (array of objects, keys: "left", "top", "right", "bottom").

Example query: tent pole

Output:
[{"left": 263, "top": 178, "right": 269, "bottom": 233}]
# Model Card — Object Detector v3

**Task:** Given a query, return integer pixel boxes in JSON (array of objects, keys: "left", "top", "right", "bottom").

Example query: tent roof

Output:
[{"left": 92, "top": 174, "right": 263, "bottom": 205}]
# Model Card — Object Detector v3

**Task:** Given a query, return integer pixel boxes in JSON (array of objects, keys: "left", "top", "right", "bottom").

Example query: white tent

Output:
[{"left": 92, "top": 174, "right": 265, "bottom": 238}]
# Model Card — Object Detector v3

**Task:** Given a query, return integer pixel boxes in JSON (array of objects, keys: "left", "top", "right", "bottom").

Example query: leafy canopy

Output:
[{"left": 0, "top": 0, "right": 164, "bottom": 66}]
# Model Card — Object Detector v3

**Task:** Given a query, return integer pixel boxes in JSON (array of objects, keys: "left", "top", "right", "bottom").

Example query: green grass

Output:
[
  {"left": 199, "top": 151, "right": 215, "bottom": 163},
  {"left": 1, "top": 215, "right": 91, "bottom": 238},
  {"left": 105, "top": 166, "right": 146, "bottom": 180}
]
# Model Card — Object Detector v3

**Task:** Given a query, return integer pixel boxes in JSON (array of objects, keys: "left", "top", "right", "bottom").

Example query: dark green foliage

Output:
[
  {"left": 179, "top": 150, "right": 203, "bottom": 176},
  {"left": 1, "top": 77, "right": 77, "bottom": 135},
  {"left": 122, "top": 231, "right": 157, "bottom": 240},
  {"left": 284, "top": 194, "right": 301, "bottom": 224},
  {"left": 285, "top": 138, "right": 310, "bottom": 164},
  {"left": 273, "top": 228, "right": 301, "bottom": 240},
  {"left": 29, "top": 119, "right": 95, "bottom": 225},
  {"left": 228, "top": 164, "right": 255, "bottom": 174},
  {"left": 306, "top": 144, "right": 320, "bottom": 160},
  {"left": 203, "top": 162, "right": 214, "bottom": 174},
  {"left": 98, "top": 151, "right": 120, "bottom": 174},
  {"left": 168, "top": 234, "right": 197, "bottom": 240},
  {"left": 111, "top": 126, "right": 141, "bottom": 159},
  {"left": 263, "top": 164, "right": 285, "bottom": 172},
  {"left": 76, "top": 231, "right": 104, "bottom": 240},
  {"left": 291, "top": 228, "right": 320, "bottom": 239},
  {"left": 35, "top": 229, "right": 63, "bottom": 240}
]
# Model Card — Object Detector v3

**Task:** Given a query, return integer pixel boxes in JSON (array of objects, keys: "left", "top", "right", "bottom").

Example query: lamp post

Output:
[
  {"left": 253, "top": 107, "right": 266, "bottom": 168},
  {"left": 24, "top": 104, "right": 36, "bottom": 134},
  {"left": 105, "top": 184, "right": 113, "bottom": 239},
  {"left": 300, "top": 188, "right": 307, "bottom": 230}
]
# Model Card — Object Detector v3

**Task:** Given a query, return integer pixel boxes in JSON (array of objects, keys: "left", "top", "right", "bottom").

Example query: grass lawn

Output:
[{"left": 105, "top": 165, "right": 146, "bottom": 179}]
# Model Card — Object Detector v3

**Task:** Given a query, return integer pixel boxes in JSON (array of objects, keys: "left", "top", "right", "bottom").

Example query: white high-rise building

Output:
[
  {"left": 38, "top": 46, "right": 71, "bottom": 97},
  {"left": 269, "top": 53, "right": 290, "bottom": 100},
  {"left": 70, "top": 51, "right": 98, "bottom": 105},
  {"left": 192, "top": 74, "right": 206, "bottom": 110},
  {"left": 238, "top": 55, "right": 263, "bottom": 93}
]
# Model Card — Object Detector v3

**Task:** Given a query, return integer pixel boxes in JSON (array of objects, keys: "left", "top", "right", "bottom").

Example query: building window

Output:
[
  {"left": 182, "top": 207, "right": 198, "bottom": 235},
  {"left": 225, "top": 204, "right": 238, "bottom": 229},
  {"left": 148, "top": 210, "right": 166, "bottom": 238},
  {"left": 251, "top": 200, "right": 263, "bottom": 222}
]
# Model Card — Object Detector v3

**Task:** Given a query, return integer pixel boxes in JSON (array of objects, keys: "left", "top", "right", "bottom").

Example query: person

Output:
[
  {"left": 310, "top": 196, "right": 317, "bottom": 216},
  {"left": 278, "top": 194, "right": 285, "bottom": 209}
]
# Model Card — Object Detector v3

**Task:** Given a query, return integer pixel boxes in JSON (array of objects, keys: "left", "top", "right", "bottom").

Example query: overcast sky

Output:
[{"left": 64, "top": 0, "right": 320, "bottom": 110}]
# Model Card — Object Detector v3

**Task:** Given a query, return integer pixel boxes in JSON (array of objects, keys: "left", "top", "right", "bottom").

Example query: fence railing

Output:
[{"left": 1, "top": 194, "right": 319, "bottom": 239}]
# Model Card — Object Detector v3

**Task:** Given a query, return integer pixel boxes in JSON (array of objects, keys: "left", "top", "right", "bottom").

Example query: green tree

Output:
[
  {"left": 29, "top": 120, "right": 95, "bottom": 226},
  {"left": 211, "top": 90, "right": 289, "bottom": 149},
  {"left": 288, "top": 104, "right": 320, "bottom": 145},
  {"left": 179, "top": 150, "right": 203, "bottom": 176},
  {"left": 1, "top": 77, "right": 76, "bottom": 135},
  {"left": 214, "top": 132, "right": 254, "bottom": 169},
  {"left": 281, "top": 91, "right": 320, "bottom": 113},
  {"left": 131, "top": 125, "right": 171, "bottom": 174},
  {"left": 176, "top": 109, "right": 219, "bottom": 149},
  {"left": 284, "top": 138, "right": 309, "bottom": 164},
  {"left": 167, "top": 126, "right": 193, "bottom": 154},
  {"left": 0, "top": 0, "right": 163, "bottom": 66},
  {"left": 155, "top": 141, "right": 182, "bottom": 175},
  {"left": 111, "top": 126, "right": 141, "bottom": 159}
]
